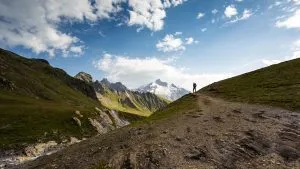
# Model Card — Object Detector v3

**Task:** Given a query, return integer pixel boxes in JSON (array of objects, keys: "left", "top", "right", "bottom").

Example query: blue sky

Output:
[{"left": 0, "top": 0, "right": 300, "bottom": 90}]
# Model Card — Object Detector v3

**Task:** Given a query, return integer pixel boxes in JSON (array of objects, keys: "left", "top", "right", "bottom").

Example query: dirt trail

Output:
[{"left": 14, "top": 94, "right": 300, "bottom": 169}]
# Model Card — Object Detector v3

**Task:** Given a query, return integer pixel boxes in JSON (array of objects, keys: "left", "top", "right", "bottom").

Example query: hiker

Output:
[{"left": 193, "top": 82, "right": 197, "bottom": 93}]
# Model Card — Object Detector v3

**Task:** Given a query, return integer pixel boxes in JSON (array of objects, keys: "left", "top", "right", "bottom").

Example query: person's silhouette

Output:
[{"left": 193, "top": 83, "right": 197, "bottom": 93}]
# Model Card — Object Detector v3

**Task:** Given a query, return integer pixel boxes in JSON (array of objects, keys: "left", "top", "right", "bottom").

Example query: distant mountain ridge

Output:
[
  {"left": 74, "top": 74, "right": 169, "bottom": 117},
  {"left": 137, "top": 79, "right": 190, "bottom": 101}
]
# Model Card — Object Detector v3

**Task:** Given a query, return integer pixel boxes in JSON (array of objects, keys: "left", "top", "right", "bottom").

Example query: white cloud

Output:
[
  {"left": 127, "top": 0, "right": 166, "bottom": 31},
  {"left": 185, "top": 37, "right": 198, "bottom": 45},
  {"left": 197, "top": 12, "right": 205, "bottom": 19},
  {"left": 224, "top": 5, "right": 238, "bottom": 18},
  {"left": 163, "top": 0, "right": 186, "bottom": 8},
  {"left": 69, "top": 46, "right": 84, "bottom": 56},
  {"left": 0, "top": 0, "right": 187, "bottom": 56},
  {"left": 0, "top": 0, "right": 97, "bottom": 57},
  {"left": 261, "top": 59, "right": 282, "bottom": 66},
  {"left": 201, "top": 28, "right": 207, "bottom": 32},
  {"left": 127, "top": 0, "right": 187, "bottom": 31},
  {"left": 241, "top": 9, "right": 253, "bottom": 20},
  {"left": 156, "top": 34, "right": 185, "bottom": 52},
  {"left": 212, "top": 9, "right": 218, "bottom": 14},
  {"left": 156, "top": 33, "right": 197, "bottom": 52},
  {"left": 94, "top": 0, "right": 124, "bottom": 19},
  {"left": 93, "top": 54, "right": 232, "bottom": 90},
  {"left": 276, "top": 9, "right": 300, "bottom": 29},
  {"left": 227, "top": 9, "right": 253, "bottom": 23}
]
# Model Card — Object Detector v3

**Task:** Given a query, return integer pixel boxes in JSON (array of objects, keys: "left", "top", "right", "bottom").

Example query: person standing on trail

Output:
[{"left": 193, "top": 82, "right": 197, "bottom": 93}]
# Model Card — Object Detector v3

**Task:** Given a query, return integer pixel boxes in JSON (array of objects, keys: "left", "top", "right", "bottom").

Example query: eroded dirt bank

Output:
[{"left": 15, "top": 94, "right": 300, "bottom": 169}]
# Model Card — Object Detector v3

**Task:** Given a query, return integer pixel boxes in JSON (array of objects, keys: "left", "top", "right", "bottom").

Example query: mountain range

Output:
[
  {"left": 75, "top": 72, "right": 169, "bottom": 117},
  {"left": 136, "top": 79, "right": 190, "bottom": 101}
]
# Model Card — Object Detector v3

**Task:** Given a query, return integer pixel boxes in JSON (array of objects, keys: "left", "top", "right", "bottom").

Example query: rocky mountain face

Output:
[
  {"left": 74, "top": 72, "right": 93, "bottom": 84},
  {"left": 137, "top": 79, "right": 190, "bottom": 101},
  {"left": 74, "top": 74, "right": 169, "bottom": 117}
]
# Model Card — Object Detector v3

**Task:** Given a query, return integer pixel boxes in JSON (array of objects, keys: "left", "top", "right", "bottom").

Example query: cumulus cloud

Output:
[
  {"left": 227, "top": 9, "right": 253, "bottom": 23},
  {"left": 0, "top": 0, "right": 97, "bottom": 57},
  {"left": 0, "top": 0, "right": 187, "bottom": 56},
  {"left": 69, "top": 46, "right": 85, "bottom": 56},
  {"left": 224, "top": 5, "right": 238, "bottom": 18},
  {"left": 93, "top": 53, "right": 232, "bottom": 90},
  {"left": 163, "top": 0, "right": 186, "bottom": 8},
  {"left": 94, "top": 0, "right": 124, "bottom": 19},
  {"left": 127, "top": 0, "right": 166, "bottom": 31},
  {"left": 156, "top": 33, "right": 197, "bottom": 52},
  {"left": 156, "top": 34, "right": 185, "bottom": 52},
  {"left": 127, "top": 0, "right": 187, "bottom": 31},
  {"left": 276, "top": 9, "right": 300, "bottom": 29}
]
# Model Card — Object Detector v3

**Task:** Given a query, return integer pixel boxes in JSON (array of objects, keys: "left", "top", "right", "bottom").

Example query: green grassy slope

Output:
[
  {"left": 97, "top": 88, "right": 169, "bottom": 117},
  {"left": 98, "top": 89, "right": 151, "bottom": 116},
  {"left": 201, "top": 58, "right": 300, "bottom": 111},
  {"left": 0, "top": 49, "right": 101, "bottom": 151}
]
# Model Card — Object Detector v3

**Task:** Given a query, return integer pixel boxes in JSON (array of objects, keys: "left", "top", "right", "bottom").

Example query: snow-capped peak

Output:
[{"left": 137, "top": 79, "right": 190, "bottom": 101}]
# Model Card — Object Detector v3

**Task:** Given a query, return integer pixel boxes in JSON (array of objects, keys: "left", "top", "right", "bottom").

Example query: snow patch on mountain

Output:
[{"left": 137, "top": 79, "right": 190, "bottom": 101}]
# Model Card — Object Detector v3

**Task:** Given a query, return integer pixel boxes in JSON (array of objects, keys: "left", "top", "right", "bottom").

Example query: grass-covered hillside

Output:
[
  {"left": 201, "top": 58, "right": 300, "bottom": 111},
  {"left": 0, "top": 48, "right": 102, "bottom": 151}
]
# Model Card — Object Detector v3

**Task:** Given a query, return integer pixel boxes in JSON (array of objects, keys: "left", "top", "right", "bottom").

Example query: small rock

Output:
[
  {"left": 233, "top": 109, "right": 242, "bottom": 114},
  {"left": 186, "top": 127, "right": 191, "bottom": 133},
  {"left": 185, "top": 147, "right": 207, "bottom": 161},
  {"left": 213, "top": 116, "right": 224, "bottom": 123},
  {"left": 70, "top": 137, "right": 81, "bottom": 144},
  {"left": 72, "top": 117, "right": 81, "bottom": 127},
  {"left": 175, "top": 137, "right": 183, "bottom": 141},
  {"left": 252, "top": 112, "right": 267, "bottom": 119},
  {"left": 74, "top": 110, "right": 83, "bottom": 118}
]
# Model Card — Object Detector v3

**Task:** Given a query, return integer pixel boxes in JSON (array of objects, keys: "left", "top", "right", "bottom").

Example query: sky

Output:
[{"left": 0, "top": 0, "right": 300, "bottom": 91}]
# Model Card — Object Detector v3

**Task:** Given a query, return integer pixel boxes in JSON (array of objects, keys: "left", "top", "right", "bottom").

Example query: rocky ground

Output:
[{"left": 13, "top": 94, "right": 300, "bottom": 169}]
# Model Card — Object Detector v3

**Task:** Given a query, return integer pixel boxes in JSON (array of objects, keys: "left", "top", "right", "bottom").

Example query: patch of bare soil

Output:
[{"left": 14, "top": 94, "right": 300, "bottom": 169}]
